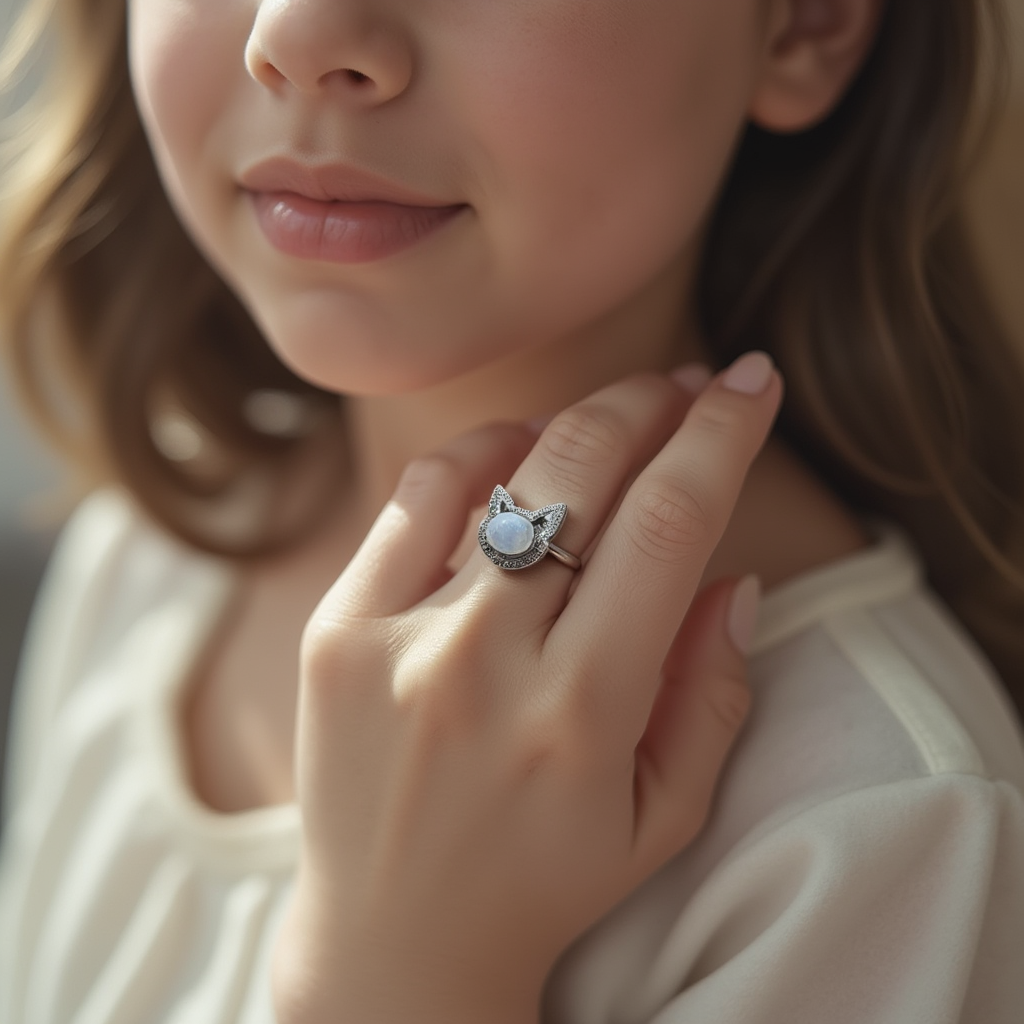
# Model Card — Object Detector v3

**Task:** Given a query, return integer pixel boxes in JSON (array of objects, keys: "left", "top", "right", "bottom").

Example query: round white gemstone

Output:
[{"left": 486, "top": 512, "right": 535, "bottom": 556}]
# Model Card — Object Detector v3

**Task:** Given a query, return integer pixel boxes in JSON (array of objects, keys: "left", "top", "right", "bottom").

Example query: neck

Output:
[{"left": 345, "top": 252, "right": 707, "bottom": 513}]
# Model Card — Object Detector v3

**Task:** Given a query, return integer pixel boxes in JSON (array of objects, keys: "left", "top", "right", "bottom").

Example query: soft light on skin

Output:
[
  {"left": 130, "top": 0, "right": 885, "bottom": 826},
  {"left": 126, "top": 0, "right": 882, "bottom": 507}
]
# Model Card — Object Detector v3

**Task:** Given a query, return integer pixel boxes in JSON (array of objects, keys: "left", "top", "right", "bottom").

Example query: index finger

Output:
[{"left": 549, "top": 351, "right": 782, "bottom": 693}]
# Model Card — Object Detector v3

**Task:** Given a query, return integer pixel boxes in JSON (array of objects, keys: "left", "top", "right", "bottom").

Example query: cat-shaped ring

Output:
[{"left": 478, "top": 485, "right": 582, "bottom": 571}]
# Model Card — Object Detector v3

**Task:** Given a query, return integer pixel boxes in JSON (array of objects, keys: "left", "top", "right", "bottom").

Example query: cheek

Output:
[
  {"left": 127, "top": 1, "right": 241, "bottom": 251},
  {"left": 451, "top": 0, "right": 758, "bottom": 302}
]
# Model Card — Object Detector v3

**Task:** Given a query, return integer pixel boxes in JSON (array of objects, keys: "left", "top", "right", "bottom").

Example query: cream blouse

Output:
[{"left": 1, "top": 489, "right": 1023, "bottom": 1023}]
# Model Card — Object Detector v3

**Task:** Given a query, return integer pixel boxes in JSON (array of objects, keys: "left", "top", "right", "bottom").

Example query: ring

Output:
[{"left": 478, "top": 485, "right": 582, "bottom": 571}]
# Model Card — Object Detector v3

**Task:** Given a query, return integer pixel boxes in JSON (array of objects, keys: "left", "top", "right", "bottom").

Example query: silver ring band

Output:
[{"left": 546, "top": 542, "right": 582, "bottom": 571}]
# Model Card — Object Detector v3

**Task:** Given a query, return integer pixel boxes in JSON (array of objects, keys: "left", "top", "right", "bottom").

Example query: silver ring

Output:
[{"left": 478, "top": 486, "right": 582, "bottom": 571}]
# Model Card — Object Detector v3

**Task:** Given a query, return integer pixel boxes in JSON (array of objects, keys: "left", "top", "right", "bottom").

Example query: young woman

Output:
[{"left": 1, "top": 0, "right": 1022, "bottom": 1020}]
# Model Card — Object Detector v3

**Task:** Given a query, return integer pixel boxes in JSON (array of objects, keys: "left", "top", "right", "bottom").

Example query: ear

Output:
[{"left": 749, "top": 0, "right": 887, "bottom": 134}]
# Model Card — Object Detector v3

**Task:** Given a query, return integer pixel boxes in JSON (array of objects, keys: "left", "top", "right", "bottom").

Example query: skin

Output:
[{"left": 126, "top": 0, "right": 883, "bottom": 1019}]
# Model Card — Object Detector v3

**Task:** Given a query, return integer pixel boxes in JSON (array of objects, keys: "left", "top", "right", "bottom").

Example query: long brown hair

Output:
[{"left": 2, "top": 0, "right": 1024, "bottom": 715}]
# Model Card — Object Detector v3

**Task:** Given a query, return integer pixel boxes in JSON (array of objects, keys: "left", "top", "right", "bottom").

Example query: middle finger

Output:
[{"left": 554, "top": 351, "right": 783, "bottom": 696}]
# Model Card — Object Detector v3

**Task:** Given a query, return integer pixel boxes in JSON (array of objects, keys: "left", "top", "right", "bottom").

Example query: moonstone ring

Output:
[{"left": 478, "top": 485, "right": 582, "bottom": 571}]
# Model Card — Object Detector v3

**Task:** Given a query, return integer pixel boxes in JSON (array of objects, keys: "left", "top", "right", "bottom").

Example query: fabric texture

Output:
[{"left": 1, "top": 489, "right": 1022, "bottom": 1023}]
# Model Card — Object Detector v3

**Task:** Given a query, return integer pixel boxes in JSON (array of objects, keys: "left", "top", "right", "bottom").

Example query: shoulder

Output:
[
  {"left": 2, "top": 488, "right": 233, "bottom": 817},
  {"left": 747, "top": 522, "right": 1024, "bottom": 798},
  {"left": 685, "top": 520, "right": 1024, "bottom": 894},
  {"left": 16, "top": 488, "right": 228, "bottom": 690},
  {"left": 544, "top": 524, "right": 1024, "bottom": 1023},
  {"left": 546, "top": 771, "right": 1024, "bottom": 1023}
]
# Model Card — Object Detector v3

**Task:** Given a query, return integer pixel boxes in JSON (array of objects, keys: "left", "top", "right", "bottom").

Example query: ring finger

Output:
[{"left": 466, "top": 369, "right": 703, "bottom": 609}]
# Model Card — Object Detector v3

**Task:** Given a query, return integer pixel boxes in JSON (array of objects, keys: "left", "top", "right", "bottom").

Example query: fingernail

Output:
[
  {"left": 671, "top": 362, "right": 713, "bottom": 395},
  {"left": 722, "top": 351, "right": 774, "bottom": 395},
  {"left": 727, "top": 574, "right": 762, "bottom": 655}
]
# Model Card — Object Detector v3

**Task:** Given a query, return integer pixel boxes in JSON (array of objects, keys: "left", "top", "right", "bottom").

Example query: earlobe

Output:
[{"left": 748, "top": 0, "right": 886, "bottom": 134}]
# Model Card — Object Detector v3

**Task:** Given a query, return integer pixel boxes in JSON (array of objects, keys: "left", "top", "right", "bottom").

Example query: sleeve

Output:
[
  {"left": 1, "top": 489, "right": 136, "bottom": 823},
  {"left": 639, "top": 773, "right": 1024, "bottom": 1024}
]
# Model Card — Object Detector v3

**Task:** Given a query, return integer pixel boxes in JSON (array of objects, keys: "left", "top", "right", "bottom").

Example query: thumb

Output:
[{"left": 631, "top": 574, "right": 762, "bottom": 874}]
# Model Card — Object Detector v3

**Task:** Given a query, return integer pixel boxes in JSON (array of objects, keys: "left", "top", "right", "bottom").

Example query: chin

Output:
[{"left": 247, "top": 301, "right": 504, "bottom": 398}]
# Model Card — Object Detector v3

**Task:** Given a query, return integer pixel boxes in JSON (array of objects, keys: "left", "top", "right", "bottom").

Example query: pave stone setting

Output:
[{"left": 478, "top": 486, "right": 568, "bottom": 570}]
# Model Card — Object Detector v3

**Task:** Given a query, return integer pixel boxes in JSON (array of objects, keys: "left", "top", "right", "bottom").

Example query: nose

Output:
[{"left": 245, "top": 0, "right": 414, "bottom": 105}]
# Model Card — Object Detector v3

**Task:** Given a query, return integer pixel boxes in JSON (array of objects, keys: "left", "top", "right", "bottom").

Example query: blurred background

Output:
[
  {"left": 0, "top": 1, "right": 1023, "bottom": 793},
  {"left": 0, "top": 0, "right": 65, "bottom": 803}
]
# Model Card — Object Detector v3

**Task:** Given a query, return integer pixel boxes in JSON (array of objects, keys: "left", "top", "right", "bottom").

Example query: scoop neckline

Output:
[
  {"left": 135, "top": 563, "right": 302, "bottom": 871},
  {"left": 137, "top": 516, "right": 921, "bottom": 861},
  {"left": 753, "top": 519, "right": 921, "bottom": 653}
]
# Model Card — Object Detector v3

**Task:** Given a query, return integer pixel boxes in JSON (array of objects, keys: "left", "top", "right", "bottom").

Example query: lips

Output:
[
  {"left": 239, "top": 157, "right": 467, "bottom": 263},
  {"left": 239, "top": 157, "right": 459, "bottom": 207}
]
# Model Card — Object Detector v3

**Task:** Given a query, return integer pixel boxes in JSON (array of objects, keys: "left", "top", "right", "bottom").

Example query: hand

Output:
[{"left": 273, "top": 353, "right": 783, "bottom": 1024}]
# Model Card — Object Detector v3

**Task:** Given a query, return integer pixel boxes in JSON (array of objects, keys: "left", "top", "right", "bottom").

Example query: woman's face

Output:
[{"left": 127, "top": 0, "right": 769, "bottom": 394}]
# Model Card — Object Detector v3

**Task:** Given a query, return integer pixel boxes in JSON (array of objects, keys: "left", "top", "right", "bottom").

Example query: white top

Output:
[{"left": 1, "top": 489, "right": 1023, "bottom": 1024}]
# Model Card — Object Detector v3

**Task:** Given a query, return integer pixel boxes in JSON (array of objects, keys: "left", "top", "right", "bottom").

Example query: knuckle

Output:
[
  {"left": 630, "top": 474, "right": 713, "bottom": 562},
  {"left": 299, "top": 615, "right": 346, "bottom": 678},
  {"left": 390, "top": 618, "right": 491, "bottom": 730},
  {"left": 299, "top": 614, "right": 372, "bottom": 705},
  {"left": 542, "top": 404, "right": 626, "bottom": 483}
]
